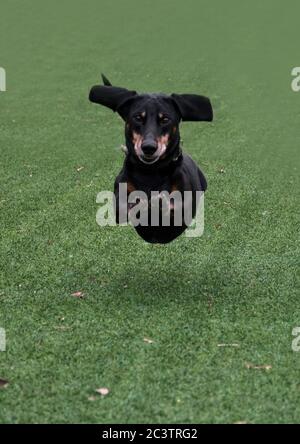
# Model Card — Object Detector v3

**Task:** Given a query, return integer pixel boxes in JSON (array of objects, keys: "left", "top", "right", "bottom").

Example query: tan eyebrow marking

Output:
[{"left": 141, "top": 111, "right": 146, "bottom": 117}]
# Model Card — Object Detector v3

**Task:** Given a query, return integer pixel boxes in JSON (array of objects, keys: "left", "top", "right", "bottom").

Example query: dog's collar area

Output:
[
  {"left": 120, "top": 144, "right": 128, "bottom": 155},
  {"left": 172, "top": 146, "right": 182, "bottom": 162}
]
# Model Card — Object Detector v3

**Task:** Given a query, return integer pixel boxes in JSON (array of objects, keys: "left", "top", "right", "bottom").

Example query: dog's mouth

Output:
[{"left": 139, "top": 153, "right": 160, "bottom": 164}]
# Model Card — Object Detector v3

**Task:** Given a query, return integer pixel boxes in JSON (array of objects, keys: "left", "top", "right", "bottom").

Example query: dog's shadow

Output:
[{"left": 84, "top": 235, "right": 218, "bottom": 310}]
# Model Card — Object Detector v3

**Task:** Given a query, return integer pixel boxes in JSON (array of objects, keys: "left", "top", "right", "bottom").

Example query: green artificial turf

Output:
[{"left": 0, "top": 0, "right": 299, "bottom": 424}]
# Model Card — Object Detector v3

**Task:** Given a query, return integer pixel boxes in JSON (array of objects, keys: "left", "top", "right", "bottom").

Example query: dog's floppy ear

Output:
[
  {"left": 171, "top": 94, "right": 213, "bottom": 122},
  {"left": 89, "top": 84, "right": 137, "bottom": 120}
]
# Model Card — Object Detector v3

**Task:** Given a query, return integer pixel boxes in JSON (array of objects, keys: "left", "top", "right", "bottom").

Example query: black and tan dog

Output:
[{"left": 89, "top": 75, "right": 213, "bottom": 243}]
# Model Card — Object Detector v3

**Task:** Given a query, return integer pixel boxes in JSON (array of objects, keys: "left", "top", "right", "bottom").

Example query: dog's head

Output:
[{"left": 89, "top": 74, "right": 213, "bottom": 166}]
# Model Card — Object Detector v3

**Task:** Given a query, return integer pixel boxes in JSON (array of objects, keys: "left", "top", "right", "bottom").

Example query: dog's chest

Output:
[{"left": 131, "top": 174, "right": 174, "bottom": 197}]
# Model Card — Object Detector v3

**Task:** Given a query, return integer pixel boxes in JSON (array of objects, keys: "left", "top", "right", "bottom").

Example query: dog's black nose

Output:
[{"left": 141, "top": 142, "right": 157, "bottom": 156}]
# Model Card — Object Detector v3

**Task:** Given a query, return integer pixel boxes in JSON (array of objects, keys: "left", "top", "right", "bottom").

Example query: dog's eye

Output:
[
  {"left": 159, "top": 115, "right": 170, "bottom": 125},
  {"left": 133, "top": 114, "right": 144, "bottom": 123}
]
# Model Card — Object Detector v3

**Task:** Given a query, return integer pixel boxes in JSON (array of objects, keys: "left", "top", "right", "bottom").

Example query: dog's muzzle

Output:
[
  {"left": 134, "top": 137, "right": 167, "bottom": 165},
  {"left": 140, "top": 140, "right": 158, "bottom": 164}
]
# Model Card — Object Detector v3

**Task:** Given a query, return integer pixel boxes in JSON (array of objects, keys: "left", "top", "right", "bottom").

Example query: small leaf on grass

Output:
[
  {"left": 143, "top": 337, "right": 154, "bottom": 344},
  {"left": 245, "top": 362, "right": 272, "bottom": 371},
  {"left": 71, "top": 291, "right": 84, "bottom": 298},
  {"left": 218, "top": 167, "right": 226, "bottom": 174},
  {"left": 207, "top": 297, "right": 214, "bottom": 310},
  {"left": 76, "top": 166, "right": 85, "bottom": 172},
  {"left": 218, "top": 343, "right": 240, "bottom": 347},
  {"left": 88, "top": 396, "right": 97, "bottom": 402},
  {"left": 95, "top": 387, "right": 110, "bottom": 397},
  {"left": 0, "top": 379, "right": 9, "bottom": 389}
]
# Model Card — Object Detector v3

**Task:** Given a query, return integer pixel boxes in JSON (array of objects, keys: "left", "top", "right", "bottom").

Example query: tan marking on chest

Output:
[{"left": 127, "top": 182, "right": 136, "bottom": 193}]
